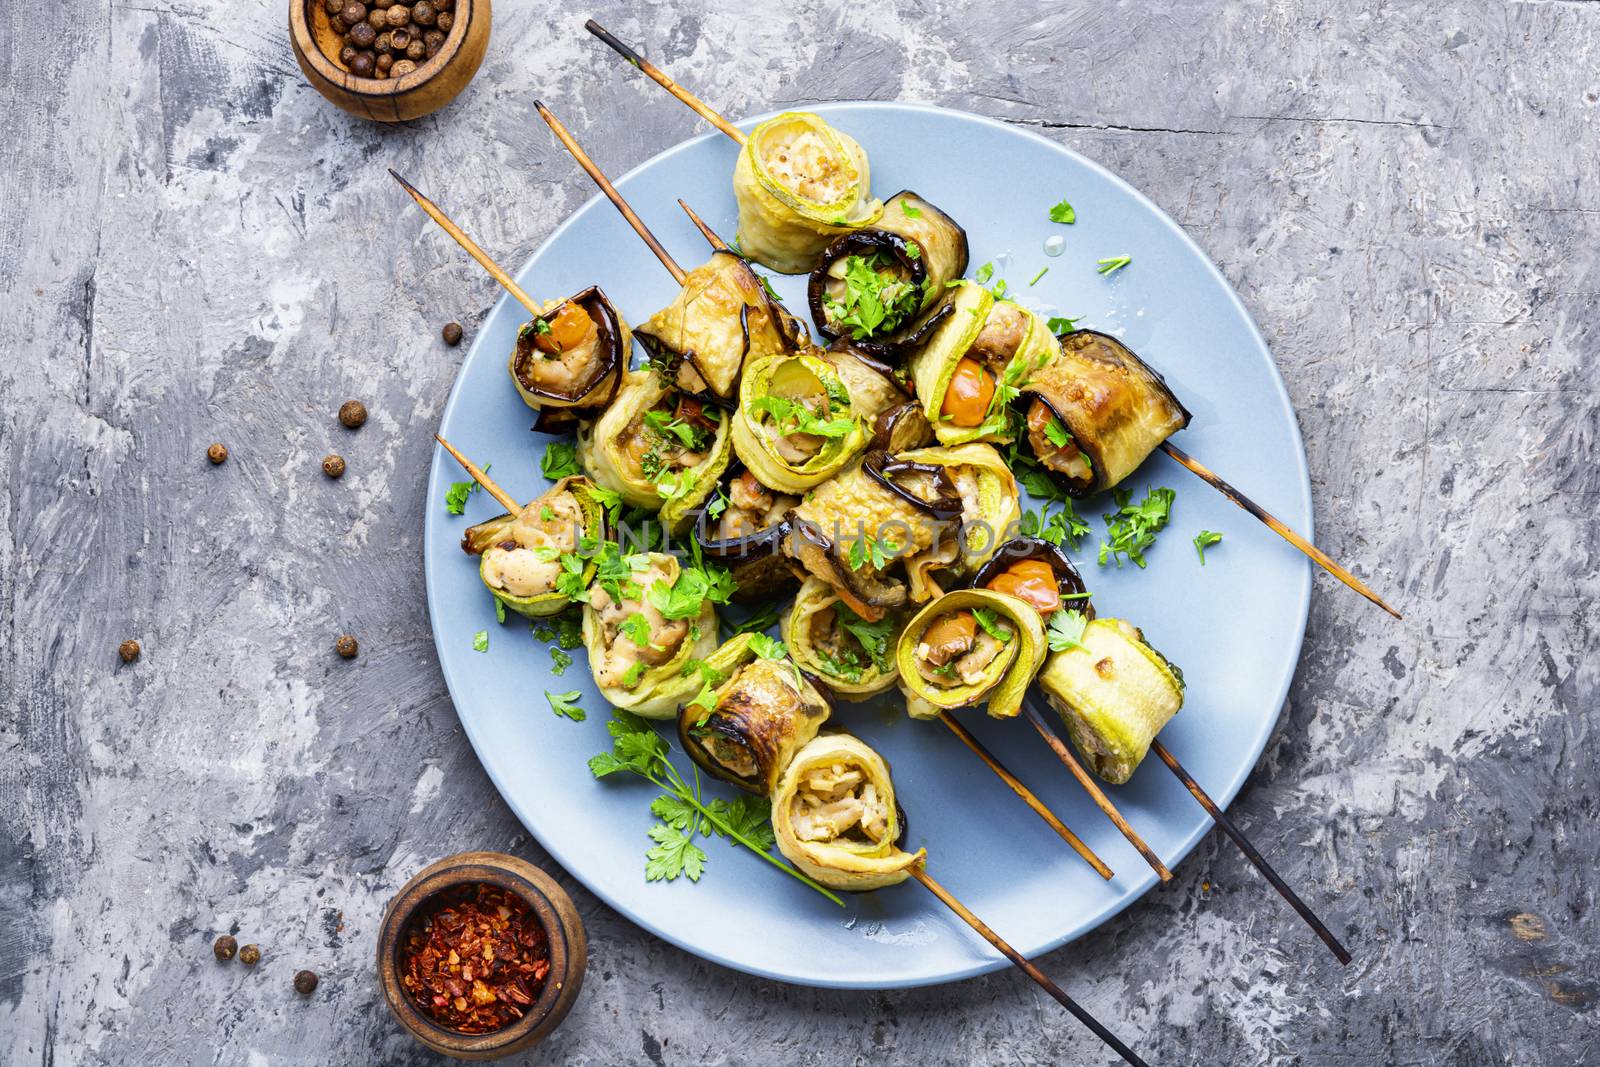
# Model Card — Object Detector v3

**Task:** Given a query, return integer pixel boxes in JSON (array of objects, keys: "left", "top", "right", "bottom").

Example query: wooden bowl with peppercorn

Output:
[
  {"left": 289, "top": 0, "right": 490, "bottom": 123},
  {"left": 377, "top": 852, "right": 585, "bottom": 1059}
]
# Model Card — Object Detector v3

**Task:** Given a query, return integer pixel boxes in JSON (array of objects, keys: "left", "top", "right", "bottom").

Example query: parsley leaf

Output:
[
  {"left": 749, "top": 633, "right": 787, "bottom": 660},
  {"left": 620, "top": 613, "right": 654, "bottom": 649},
  {"left": 749, "top": 394, "right": 856, "bottom": 439},
  {"left": 900, "top": 201, "right": 923, "bottom": 220},
  {"left": 835, "top": 602, "right": 895, "bottom": 672},
  {"left": 1047, "top": 315, "right": 1081, "bottom": 335},
  {"left": 471, "top": 630, "right": 489, "bottom": 653},
  {"left": 620, "top": 662, "right": 648, "bottom": 689},
  {"left": 541, "top": 442, "right": 581, "bottom": 480},
  {"left": 971, "top": 607, "right": 1014, "bottom": 644},
  {"left": 707, "top": 795, "right": 775, "bottom": 852},
  {"left": 974, "top": 262, "right": 994, "bottom": 284},
  {"left": 645, "top": 824, "right": 707, "bottom": 882},
  {"left": 546, "top": 689, "right": 585, "bottom": 721},
  {"left": 493, "top": 596, "right": 506, "bottom": 625},
  {"left": 1046, "top": 609, "right": 1090, "bottom": 653},
  {"left": 1194, "top": 529, "right": 1223, "bottom": 565},
  {"left": 1048, "top": 199, "right": 1077, "bottom": 224},
  {"left": 1098, "top": 487, "right": 1175, "bottom": 568},
  {"left": 445, "top": 463, "right": 491, "bottom": 515},
  {"left": 549, "top": 646, "right": 573, "bottom": 675},
  {"left": 846, "top": 533, "right": 899, "bottom": 572},
  {"left": 1043, "top": 416, "right": 1073, "bottom": 449},
  {"left": 719, "top": 602, "right": 781, "bottom": 641},
  {"left": 1096, "top": 256, "right": 1132, "bottom": 276},
  {"left": 820, "top": 253, "right": 922, "bottom": 340},
  {"left": 650, "top": 561, "right": 736, "bottom": 620}
]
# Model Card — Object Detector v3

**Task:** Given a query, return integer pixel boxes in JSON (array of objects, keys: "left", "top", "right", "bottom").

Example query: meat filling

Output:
[
  {"left": 588, "top": 559, "right": 690, "bottom": 689},
  {"left": 716, "top": 470, "right": 797, "bottom": 541},
  {"left": 788, "top": 762, "right": 890, "bottom": 845},
  {"left": 480, "top": 491, "right": 585, "bottom": 598},
  {"left": 1026, "top": 399, "right": 1093, "bottom": 487},
  {"left": 915, "top": 610, "right": 1010, "bottom": 687}
]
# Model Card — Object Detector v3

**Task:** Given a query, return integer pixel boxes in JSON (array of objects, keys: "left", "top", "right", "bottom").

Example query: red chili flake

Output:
[{"left": 398, "top": 882, "right": 550, "bottom": 1034}]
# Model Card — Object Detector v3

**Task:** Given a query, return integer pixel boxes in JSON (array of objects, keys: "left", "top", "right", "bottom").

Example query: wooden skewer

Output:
[
  {"left": 910, "top": 865, "right": 1149, "bottom": 1066},
  {"left": 679, "top": 198, "right": 731, "bottom": 251},
  {"left": 1150, "top": 740, "right": 1352, "bottom": 965},
  {"left": 434, "top": 434, "right": 519, "bottom": 514},
  {"left": 936, "top": 712, "right": 1113, "bottom": 881},
  {"left": 1024, "top": 699, "right": 1173, "bottom": 882},
  {"left": 1158, "top": 441, "right": 1401, "bottom": 619},
  {"left": 533, "top": 100, "right": 687, "bottom": 285},
  {"left": 389, "top": 169, "right": 543, "bottom": 318},
  {"left": 584, "top": 20, "right": 750, "bottom": 147}
]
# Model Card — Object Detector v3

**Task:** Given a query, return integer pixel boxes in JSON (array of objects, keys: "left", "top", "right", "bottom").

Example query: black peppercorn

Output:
[
  {"left": 435, "top": 11, "right": 453, "bottom": 33},
  {"left": 339, "top": 399, "right": 368, "bottom": 428},
  {"left": 322, "top": 454, "right": 346, "bottom": 478},
  {"left": 294, "top": 970, "right": 319, "bottom": 995},
  {"left": 348, "top": 21, "right": 376, "bottom": 48},
  {"left": 336, "top": 634, "right": 359, "bottom": 658},
  {"left": 411, "top": 2, "right": 437, "bottom": 26},
  {"left": 390, "top": 58, "right": 418, "bottom": 77},
  {"left": 340, "top": 2, "right": 367, "bottom": 25},
  {"left": 441, "top": 321, "right": 464, "bottom": 346},
  {"left": 207, "top": 443, "right": 228, "bottom": 465},
  {"left": 119, "top": 639, "right": 141, "bottom": 663},
  {"left": 349, "top": 51, "right": 375, "bottom": 77},
  {"left": 239, "top": 944, "right": 262, "bottom": 966},
  {"left": 213, "top": 935, "right": 238, "bottom": 961},
  {"left": 384, "top": 4, "right": 409, "bottom": 27}
]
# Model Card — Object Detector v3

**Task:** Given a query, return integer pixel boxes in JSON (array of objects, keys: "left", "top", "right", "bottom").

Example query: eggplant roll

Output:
[
  {"left": 694, "top": 467, "right": 800, "bottom": 604},
  {"left": 731, "top": 347, "right": 868, "bottom": 495},
  {"left": 581, "top": 551, "right": 721, "bottom": 718},
  {"left": 733, "top": 112, "right": 883, "bottom": 275},
  {"left": 807, "top": 191, "right": 969, "bottom": 359},
  {"left": 678, "top": 646, "right": 832, "bottom": 795},
  {"left": 782, "top": 578, "right": 903, "bottom": 698},
  {"left": 896, "top": 589, "right": 1045, "bottom": 720},
  {"left": 577, "top": 369, "right": 733, "bottom": 533},
  {"left": 508, "top": 287, "right": 629, "bottom": 420},
  {"left": 460, "top": 476, "right": 606, "bottom": 619},
  {"left": 1037, "top": 618, "right": 1185, "bottom": 784},
  {"left": 1020, "top": 330, "right": 1191, "bottom": 497},
  {"left": 771, "top": 734, "right": 924, "bottom": 891},
  {"left": 908, "top": 281, "right": 1059, "bottom": 446},
  {"left": 635, "top": 251, "right": 806, "bottom": 404},
  {"left": 896, "top": 443, "right": 1022, "bottom": 601}
]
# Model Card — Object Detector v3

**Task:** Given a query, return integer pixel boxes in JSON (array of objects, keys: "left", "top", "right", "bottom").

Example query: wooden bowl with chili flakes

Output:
[{"left": 377, "top": 852, "right": 586, "bottom": 1060}]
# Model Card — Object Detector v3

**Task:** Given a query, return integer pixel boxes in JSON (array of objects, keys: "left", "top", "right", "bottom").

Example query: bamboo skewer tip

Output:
[
  {"left": 433, "top": 434, "right": 519, "bottom": 514},
  {"left": 582, "top": 19, "right": 749, "bottom": 146}
]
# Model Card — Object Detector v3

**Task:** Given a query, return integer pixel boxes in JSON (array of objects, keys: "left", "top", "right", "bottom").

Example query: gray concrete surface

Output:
[{"left": 3, "top": 1, "right": 1597, "bottom": 1063}]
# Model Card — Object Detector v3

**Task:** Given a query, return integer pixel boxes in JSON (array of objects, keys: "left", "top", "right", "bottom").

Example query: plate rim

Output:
[{"left": 423, "top": 100, "right": 1314, "bottom": 989}]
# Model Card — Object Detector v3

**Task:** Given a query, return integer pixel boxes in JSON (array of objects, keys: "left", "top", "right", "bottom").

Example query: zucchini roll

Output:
[
  {"left": 782, "top": 578, "right": 904, "bottom": 698},
  {"left": 806, "top": 191, "right": 969, "bottom": 359},
  {"left": 771, "top": 734, "right": 924, "bottom": 892},
  {"left": 695, "top": 467, "right": 800, "bottom": 604},
  {"left": 581, "top": 551, "right": 722, "bottom": 718},
  {"left": 577, "top": 369, "right": 732, "bottom": 532},
  {"left": 908, "top": 282, "right": 1060, "bottom": 446},
  {"left": 972, "top": 536, "right": 1094, "bottom": 620},
  {"left": 678, "top": 645, "right": 832, "bottom": 795},
  {"left": 508, "top": 287, "right": 629, "bottom": 427},
  {"left": 635, "top": 251, "right": 806, "bottom": 404},
  {"left": 460, "top": 476, "right": 607, "bottom": 619},
  {"left": 733, "top": 111, "right": 883, "bottom": 275},
  {"left": 895, "top": 589, "right": 1046, "bottom": 721},
  {"left": 1020, "top": 330, "right": 1191, "bottom": 497},
  {"left": 731, "top": 347, "right": 868, "bottom": 494},
  {"left": 1037, "top": 619, "right": 1185, "bottom": 784}
]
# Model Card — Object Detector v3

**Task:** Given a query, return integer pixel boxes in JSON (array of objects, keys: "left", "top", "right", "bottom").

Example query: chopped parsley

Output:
[
  {"left": 835, "top": 602, "right": 895, "bottom": 672},
  {"left": 472, "top": 630, "right": 489, "bottom": 653},
  {"left": 620, "top": 612, "right": 654, "bottom": 649},
  {"left": 549, "top": 646, "right": 574, "bottom": 675},
  {"left": 749, "top": 394, "right": 855, "bottom": 439},
  {"left": 719, "top": 602, "right": 781, "bottom": 640},
  {"left": 847, "top": 532, "right": 900, "bottom": 572},
  {"left": 650, "top": 560, "right": 736, "bottom": 620},
  {"left": 1096, "top": 256, "right": 1132, "bottom": 276},
  {"left": 620, "top": 661, "right": 648, "bottom": 689},
  {"left": 971, "top": 607, "right": 1014, "bottom": 644},
  {"left": 821, "top": 253, "right": 923, "bottom": 340},
  {"left": 444, "top": 463, "right": 491, "bottom": 515},
  {"left": 546, "top": 689, "right": 585, "bottom": 721},
  {"left": 1048, "top": 199, "right": 1077, "bottom": 224},
  {"left": 1042, "top": 415, "right": 1073, "bottom": 449},
  {"left": 1046, "top": 609, "right": 1090, "bottom": 653},
  {"left": 644, "top": 408, "right": 713, "bottom": 451},
  {"left": 493, "top": 596, "right": 506, "bottom": 625},
  {"left": 541, "top": 442, "right": 582, "bottom": 480},
  {"left": 748, "top": 633, "right": 787, "bottom": 660},
  {"left": 974, "top": 262, "right": 994, "bottom": 284},
  {"left": 1047, "top": 315, "right": 1081, "bottom": 335},
  {"left": 901, "top": 201, "right": 923, "bottom": 219},
  {"left": 1029, "top": 266, "right": 1048, "bottom": 286},
  {"left": 1098, "top": 486, "right": 1175, "bottom": 568},
  {"left": 1194, "top": 529, "right": 1223, "bottom": 565}
]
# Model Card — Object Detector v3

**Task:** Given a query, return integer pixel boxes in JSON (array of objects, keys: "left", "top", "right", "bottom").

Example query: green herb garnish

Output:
[
  {"left": 971, "top": 607, "right": 1014, "bottom": 644},
  {"left": 471, "top": 630, "right": 489, "bottom": 653},
  {"left": 847, "top": 533, "right": 900, "bottom": 572},
  {"left": 1096, "top": 256, "right": 1132, "bottom": 276},
  {"left": 444, "top": 462, "right": 491, "bottom": 515},
  {"left": 1047, "top": 316, "right": 1081, "bottom": 335},
  {"left": 1029, "top": 266, "right": 1049, "bottom": 286},
  {"left": 821, "top": 253, "right": 922, "bottom": 340},
  {"left": 1098, "top": 486, "right": 1175, "bottom": 568},
  {"left": 1048, "top": 199, "right": 1076, "bottom": 224},
  {"left": 546, "top": 689, "right": 585, "bottom": 721},
  {"left": 541, "top": 442, "right": 581, "bottom": 480},
  {"left": 1046, "top": 609, "right": 1090, "bottom": 653},
  {"left": 1194, "top": 529, "right": 1223, "bottom": 565}
]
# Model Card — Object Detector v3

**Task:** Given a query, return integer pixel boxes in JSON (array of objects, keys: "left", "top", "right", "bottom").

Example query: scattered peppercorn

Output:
[
  {"left": 207, "top": 443, "right": 229, "bottom": 465},
  {"left": 239, "top": 944, "right": 262, "bottom": 966},
  {"left": 324, "top": 0, "right": 455, "bottom": 78},
  {"left": 118, "top": 639, "right": 141, "bottom": 664},
  {"left": 294, "top": 969, "right": 320, "bottom": 995},
  {"left": 336, "top": 634, "right": 359, "bottom": 658},
  {"left": 213, "top": 935, "right": 238, "bottom": 961},
  {"left": 322, "top": 454, "right": 347, "bottom": 479},
  {"left": 442, "top": 321, "right": 464, "bottom": 346},
  {"left": 339, "top": 399, "right": 368, "bottom": 428}
]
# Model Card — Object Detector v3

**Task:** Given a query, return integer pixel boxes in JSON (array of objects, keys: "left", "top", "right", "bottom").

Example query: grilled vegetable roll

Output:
[
  {"left": 972, "top": 536, "right": 1095, "bottom": 619},
  {"left": 1037, "top": 618, "right": 1185, "bottom": 784},
  {"left": 896, "top": 589, "right": 1046, "bottom": 720},
  {"left": 869, "top": 400, "right": 936, "bottom": 453},
  {"left": 807, "top": 191, "right": 969, "bottom": 360},
  {"left": 635, "top": 251, "right": 806, "bottom": 404},
  {"left": 782, "top": 578, "right": 903, "bottom": 698},
  {"left": 895, "top": 443, "right": 1022, "bottom": 600},
  {"left": 678, "top": 646, "right": 831, "bottom": 795},
  {"left": 1021, "top": 330, "right": 1191, "bottom": 497},
  {"left": 695, "top": 467, "right": 799, "bottom": 603},
  {"left": 771, "top": 734, "right": 924, "bottom": 891},
  {"left": 460, "top": 476, "right": 607, "bottom": 619},
  {"left": 908, "top": 281, "right": 1060, "bottom": 446},
  {"left": 508, "top": 287, "right": 629, "bottom": 427},
  {"left": 733, "top": 112, "right": 883, "bottom": 275},
  {"left": 577, "top": 369, "right": 732, "bottom": 532},
  {"left": 581, "top": 551, "right": 722, "bottom": 718},
  {"left": 732, "top": 347, "right": 868, "bottom": 494}
]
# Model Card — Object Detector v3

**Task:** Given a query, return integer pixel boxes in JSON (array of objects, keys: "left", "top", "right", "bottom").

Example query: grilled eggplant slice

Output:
[
  {"left": 895, "top": 443, "right": 1022, "bottom": 600},
  {"left": 577, "top": 369, "right": 732, "bottom": 533},
  {"left": 1037, "top": 618, "right": 1185, "bottom": 784},
  {"left": 508, "top": 287, "right": 629, "bottom": 420},
  {"left": 771, "top": 734, "right": 924, "bottom": 891},
  {"left": 807, "top": 191, "right": 968, "bottom": 360},
  {"left": 782, "top": 578, "right": 904, "bottom": 698},
  {"left": 733, "top": 112, "right": 882, "bottom": 274},
  {"left": 635, "top": 251, "right": 806, "bottom": 404},
  {"left": 678, "top": 647, "right": 832, "bottom": 795},
  {"left": 895, "top": 589, "right": 1046, "bottom": 720},
  {"left": 460, "top": 476, "right": 607, "bottom": 619},
  {"left": 694, "top": 467, "right": 799, "bottom": 603},
  {"left": 1021, "top": 330, "right": 1191, "bottom": 497}
]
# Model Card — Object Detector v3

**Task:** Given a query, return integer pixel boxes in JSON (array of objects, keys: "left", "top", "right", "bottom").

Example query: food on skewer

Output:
[
  {"left": 807, "top": 191, "right": 969, "bottom": 358},
  {"left": 678, "top": 644, "right": 832, "bottom": 794},
  {"left": 459, "top": 475, "right": 607, "bottom": 619},
  {"left": 782, "top": 578, "right": 904, "bottom": 698},
  {"left": 694, "top": 466, "right": 800, "bottom": 603},
  {"left": 733, "top": 111, "right": 883, "bottom": 274},
  {"left": 1021, "top": 330, "right": 1191, "bottom": 498},
  {"left": 509, "top": 286, "right": 631, "bottom": 432},
  {"left": 896, "top": 589, "right": 1047, "bottom": 721},
  {"left": 577, "top": 369, "right": 733, "bottom": 532}
]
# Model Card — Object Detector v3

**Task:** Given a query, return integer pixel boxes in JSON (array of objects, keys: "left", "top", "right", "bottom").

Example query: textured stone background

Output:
[{"left": 3, "top": 0, "right": 1597, "bottom": 1064}]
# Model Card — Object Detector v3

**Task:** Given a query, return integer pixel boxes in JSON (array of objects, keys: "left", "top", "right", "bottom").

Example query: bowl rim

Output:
[
  {"left": 377, "top": 852, "right": 578, "bottom": 1053},
  {"left": 290, "top": 0, "right": 476, "bottom": 97}
]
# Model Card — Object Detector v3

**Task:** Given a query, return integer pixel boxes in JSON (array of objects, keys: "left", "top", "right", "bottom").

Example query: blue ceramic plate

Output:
[{"left": 424, "top": 103, "right": 1311, "bottom": 989}]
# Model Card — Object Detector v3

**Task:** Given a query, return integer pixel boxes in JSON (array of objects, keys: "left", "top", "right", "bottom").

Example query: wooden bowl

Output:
[
  {"left": 289, "top": 0, "right": 491, "bottom": 123},
  {"left": 377, "top": 852, "right": 586, "bottom": 1060}
]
